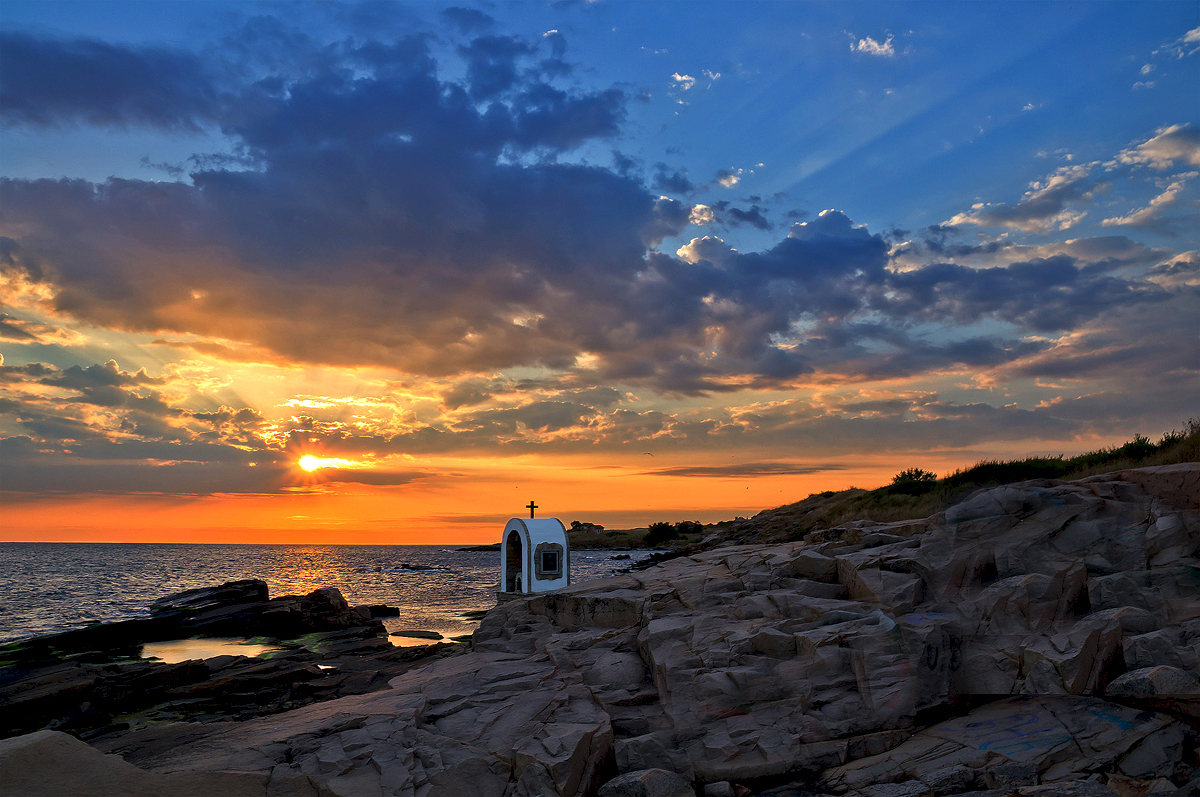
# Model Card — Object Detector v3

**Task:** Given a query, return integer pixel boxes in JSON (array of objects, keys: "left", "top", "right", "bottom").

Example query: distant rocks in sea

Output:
[
  {"left": 389, "top": 629, "right": 443, "bottom": 640},
  {"left": 2, "top": 464, "right": 1199, "bottom": 797}
]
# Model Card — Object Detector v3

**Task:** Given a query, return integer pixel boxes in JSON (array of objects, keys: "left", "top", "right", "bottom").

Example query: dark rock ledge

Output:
[
  {"left": 0, "top": 582, "right": 458, "bottom": 741},
  {"left": 2, "top": 464, "right": 1199, "bottom": 797}
]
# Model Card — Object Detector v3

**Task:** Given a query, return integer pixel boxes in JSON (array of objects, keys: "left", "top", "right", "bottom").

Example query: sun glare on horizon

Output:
[{"left": 298, "top": 455, "right": 362, "bottom": 471}]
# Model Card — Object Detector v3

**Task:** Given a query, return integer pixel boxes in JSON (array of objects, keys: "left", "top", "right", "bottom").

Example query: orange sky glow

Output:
[{"left": 0, "top": 434, "right": 1137, "bottom": 544}]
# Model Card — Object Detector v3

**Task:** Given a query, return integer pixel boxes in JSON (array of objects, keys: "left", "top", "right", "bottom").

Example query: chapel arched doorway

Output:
[{"left": 505, "top": 530, "right": 523, "bottom": 592}]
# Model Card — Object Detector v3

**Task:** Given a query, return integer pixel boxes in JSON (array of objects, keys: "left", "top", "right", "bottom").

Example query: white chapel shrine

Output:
[{"left": 500, "top": 501, "right": 570, "bottom": 595}]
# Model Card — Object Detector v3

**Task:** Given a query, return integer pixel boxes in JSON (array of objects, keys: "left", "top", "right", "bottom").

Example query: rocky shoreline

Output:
[{"left": 2, "top": 464, "right": 1199, "bottom": 797}]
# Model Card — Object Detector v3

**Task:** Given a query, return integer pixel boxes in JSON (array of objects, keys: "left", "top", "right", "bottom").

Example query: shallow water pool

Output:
[{"left": 140, "top": 637, "right": 285, "bottom": 663}]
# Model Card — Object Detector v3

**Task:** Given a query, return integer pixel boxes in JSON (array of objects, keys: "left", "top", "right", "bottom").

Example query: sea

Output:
[{"left": 0, "top": 543, "right": 657, "bottom": 645}]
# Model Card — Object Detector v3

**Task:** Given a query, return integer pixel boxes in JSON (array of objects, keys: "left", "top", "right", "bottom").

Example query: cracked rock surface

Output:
[{"left": 2, "top": 465, "right": 1198, "bottom": 797}]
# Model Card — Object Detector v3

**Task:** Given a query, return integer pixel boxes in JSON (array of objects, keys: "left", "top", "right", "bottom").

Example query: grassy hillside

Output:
[{"left": 710, "top": 418, "right": 1200, "bottom": 547}]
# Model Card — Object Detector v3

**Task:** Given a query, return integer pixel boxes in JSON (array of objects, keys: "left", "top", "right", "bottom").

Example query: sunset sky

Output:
[{"left": 1, "top": 1, "right": 1198, "bottom": 544}]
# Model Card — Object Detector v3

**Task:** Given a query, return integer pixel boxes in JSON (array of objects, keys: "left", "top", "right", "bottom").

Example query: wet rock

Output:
[{"left": 150, "top": 580, "right": 270, "bottom": 616}]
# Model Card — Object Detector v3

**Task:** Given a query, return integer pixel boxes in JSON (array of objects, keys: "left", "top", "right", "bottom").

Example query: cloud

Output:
[
  {"left": 676, "top": 236, "right": 735, "bottom": 266},
  {"left": 1101, "top": 174, "right": 1197, "bottom": 234},
  {"left": 726, "top": 204, "right": 772, "bottom": 230},
  {"left": 1111, "top": 124, "right": 1200, "bottom": 170},
  {"left": 945, "top": 164, "right": 1095, "bottom": 232},
  {"left": 715, "top": 167, "right": 743, "bottom": 188},
  {"left": 439, "top": 7, "right": 495, "bottom": 35},
  {"left": 1147, "top": 251, "right": 1200, "bottom": 287},
  {"left": 0, "top": 32, "right": 219, "bottom": 130},
  {"left": 996, "top": 288, "right": 1200, "bottom": 393},
  {"left": 688, "top": 204, "right": 715, "bottom": 225},
  {"left": 852, "top": 35, "right": 894, "bottom": 57},
  {"left": 652, "top": 163, "right": 695, "bottom": 194},
  {"left": 671, "top": 72, "right": 695, "bottom": 90},
  {"left": 1158, "top": 26, "right": 1200, "bottom": 59},
  {"left": 642, "top": 462, "right": 845, "bottom": 478},
  {"left": 456, "top": 34, "right": 539, "bottom": 100}
]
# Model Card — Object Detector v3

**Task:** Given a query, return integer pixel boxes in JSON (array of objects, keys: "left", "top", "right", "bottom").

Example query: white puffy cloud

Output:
[
  {"left": 852, "top": 34, "right": 894, "bottom": 57},
  {"left": 688, "top": 204, "right": 715, "bottom": 225},
  {"left": 671, "top": 72, "right": 695, "bottom": 90},
  {"left": 676, "top": 236, "right": 735, "bottom": 266}
]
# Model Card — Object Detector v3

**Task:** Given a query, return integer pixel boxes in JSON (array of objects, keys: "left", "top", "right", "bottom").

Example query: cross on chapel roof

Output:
[{"left": 527, "top": 500, "right": 538, "bottom": 519}]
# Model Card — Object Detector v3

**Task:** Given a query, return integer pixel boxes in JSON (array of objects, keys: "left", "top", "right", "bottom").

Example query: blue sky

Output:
[{"left": 1, "top": 1, "right": 1197, "bottom": 541}]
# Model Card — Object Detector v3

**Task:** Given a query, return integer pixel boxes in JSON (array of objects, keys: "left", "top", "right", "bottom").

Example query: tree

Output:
[
  {"left": 890, "top": 467, "right": 938, "bottom": 495},
  {"left": 645, "top": 521, "right": 679, "bottom": 546}
]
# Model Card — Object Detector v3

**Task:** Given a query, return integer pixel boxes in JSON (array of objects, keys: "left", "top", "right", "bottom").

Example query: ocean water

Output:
[{"left": 0, "top": 543, "right": 656, "bottom": 644}]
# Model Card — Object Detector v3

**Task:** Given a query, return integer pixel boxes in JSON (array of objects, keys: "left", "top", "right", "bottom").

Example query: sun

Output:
[{"left": 297, "top": 455, "right": 364, "bottom": 471}]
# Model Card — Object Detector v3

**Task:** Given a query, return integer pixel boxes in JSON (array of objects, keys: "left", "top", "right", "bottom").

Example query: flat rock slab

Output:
[
  {"left": 823, "top": 695, "right": 1190, "bottom": 792},
  {"left": 0, "top": 730, "right": 266, "bottom": 797}
]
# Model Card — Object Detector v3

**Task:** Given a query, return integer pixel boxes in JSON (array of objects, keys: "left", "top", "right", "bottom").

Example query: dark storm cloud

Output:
[{"left": 0, "top": 33, "right": 219, "bottom": 130}]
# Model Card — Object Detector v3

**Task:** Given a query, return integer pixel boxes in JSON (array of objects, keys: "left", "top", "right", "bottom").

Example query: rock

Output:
[
  {"left": 599, "top": 768, "right": 697, "bottom": 797},
  {"left": 1117, "top": 724, "right": 1187, "bottom": 779},
  {"left": 855, "top": 783, "right": 932, "bottom": 797},
  {"left": 1015, "top": 783, "right": 1114, "bottom": 797},
  {"left": 1106, "top": 666, "right": 1200, "bottom": 696},
  {"left": 1105, "top": 774, "right": 1179, "bottom": 797},
  {"left": 702, "top": 782, "right": 735, "bottom": 797},
  {"left": 150, "top": 580, "right": 270, "bottom": 616},
  {"left": 366, "top": 604, "right": 401, "bottom": 617},
  {"left": 391, "top": 629, "right": 443, "bottom": 640},
  {"left": 0, "top": 730, "right": 266, "bottom": 797}
]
